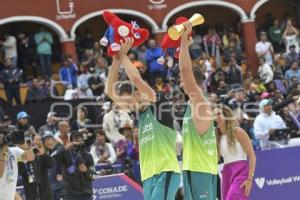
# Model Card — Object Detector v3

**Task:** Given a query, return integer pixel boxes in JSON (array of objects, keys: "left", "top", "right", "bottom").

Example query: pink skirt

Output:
[{"left": 222, "top": 160, "right": 249, "bottom": 200}]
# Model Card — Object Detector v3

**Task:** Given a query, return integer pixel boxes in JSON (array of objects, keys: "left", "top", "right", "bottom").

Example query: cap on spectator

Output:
[
  {"left": 260, "top": 31, "right": 267, "bottom": 36},
  {"left": 47, "top": 112, "right": 58, "bottom": 118},
  {"left": 103, "top": 101, "right": 111, "bottom": 110},
  {"left": 89, "top": 67, "right": 95, "bottom": 73},
  {"left": 17, "top": 111, "right": 29, "bottom": 120},
  {"left": 168, "top": 77, "right": 175, "bottom": 81},
  {"left": 42, "top": 131, "right": 54, "bottom": 142},
  {"left": 2, "top": 115, "right": 11, "bottom": 122},
  {"left": 259, "top": 99, "right": 273, "bottom": 109},
  {"left": 260, "top": 92, "right": 271, "bottom": 100},
  {"left": 289, "top": 44, "right": 296, "bottom": 49},
  {"left": 119, "top": 123, "right": 133, "bottom": 134}
]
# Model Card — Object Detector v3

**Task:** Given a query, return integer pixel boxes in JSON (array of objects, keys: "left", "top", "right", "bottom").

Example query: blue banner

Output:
[
  {"left": 17, "top": 174, "right": 143, "bottom": 200},
  {"left": 250, "top": 147, "right": 300, "bottom": 200},
  {"left": 92, "top": 174, "right": 143, "bottom": 200}
]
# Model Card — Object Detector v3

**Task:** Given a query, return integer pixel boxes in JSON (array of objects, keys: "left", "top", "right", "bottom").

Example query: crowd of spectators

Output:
[{"left": 0, "top": 12, "right": 300, "bottom": 199}]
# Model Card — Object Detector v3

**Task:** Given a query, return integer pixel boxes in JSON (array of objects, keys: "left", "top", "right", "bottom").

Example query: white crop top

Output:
[{"left": 220, "top": 134, "right": 247, "bottom": 164}]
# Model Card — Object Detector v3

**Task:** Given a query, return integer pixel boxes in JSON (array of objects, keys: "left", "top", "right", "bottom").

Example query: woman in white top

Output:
[
  {"left": 283, "top": 19, "right": 299, "bottom": 54},
  {"left": 213, "top": 105, "right": 256, "bottom": 200}
]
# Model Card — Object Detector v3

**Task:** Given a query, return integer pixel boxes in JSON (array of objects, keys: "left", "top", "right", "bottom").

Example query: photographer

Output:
[
  {"left": 18, "top": 134, "right": 54, "bottom": 200},
  {"left": 43, "top": 133, "right": 64, "bottom": 200},
  {"left": 55, "top": 131, "right": 94, "bottom": 200},
  {"left": 0, "top": 127, "right": 35, "bottom": 200}
]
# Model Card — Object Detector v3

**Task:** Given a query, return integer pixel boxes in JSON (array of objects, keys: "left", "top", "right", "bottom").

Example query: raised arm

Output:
[
  {"left": 118, "top": 38, "right": 156, "bottom": 103},
  {"left": 105, "top": 56, "right": 121, "bottom": 102},
  {"left": 179, "top": 22, "right": 212, "bottom": 134}
]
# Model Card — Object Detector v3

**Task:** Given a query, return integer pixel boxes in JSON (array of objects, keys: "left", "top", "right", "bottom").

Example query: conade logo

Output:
[{"left": 149, "top": 0, "right": 165, "bottom": 4}]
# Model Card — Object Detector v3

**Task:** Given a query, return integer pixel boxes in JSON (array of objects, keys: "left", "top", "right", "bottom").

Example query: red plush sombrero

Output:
[{"left": 100, "top": 11, "right": 150, "bottom": 56}]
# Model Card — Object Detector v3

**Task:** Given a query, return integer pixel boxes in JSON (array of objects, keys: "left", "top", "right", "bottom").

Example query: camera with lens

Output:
[
  {"left": 78, "top": 128, "right": 95, "bottom": 148},
  {"left": 0, "top": 125, "right": 18, "bottom": 148}
]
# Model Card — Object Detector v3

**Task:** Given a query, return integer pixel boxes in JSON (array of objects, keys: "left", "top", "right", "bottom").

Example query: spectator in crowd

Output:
[
  {"left": 90, "top": 129, "right": 116, "bottom": 165},
  {"left": 145, "top": 39, "right": 165, "bottom": 86},
  {"left": 189, "top": 30, "right": 203, "bottom": 59},
  {"left": 255, "top": 32, "right": 274, "bottom": 65},
  {"left": 198, "top": 52, "right": 214, "bottom": 74},
  {"left": 258, "top": 57, "right": 274, "bottom": 85},
  {"left": 34, "top": 26, "right": 53, "bottom": 80},
  {"left": 129, "top": 51, "right": 145, "bottom": 69},
  {"left": 1, "top": 115, "right": 12, "bottom": 126},
  {"left": 0, "top": 58, "right": 23, "bottom": 105},
  {"left": 228, "top": 88, "right": 247, "bottom": 111},
  {"left": 102, "top": 104, "right": 132, "bottom": 145},
  {"left": 216, "top": 80, "right": 229, "bottom": 97},
  {"left": 285, "top": 60, "right": 300, "bottom": 88},
  {"left": 38, "top": 112, "right": 59, "bottom": 137},
  {"left": 165, "top": 77, "right": 181, "bottom": 94},
  {"left": 18, "top": 134, "right": 54, "bottom": 200},
  {"left": 59, "top": 55, "right": 78, "bottom": 88},
  {"left": 268, "top": 19, "right": 284, "bottom": 53},
  {"left": 77, "top": 67, "right": 93, "bottom": 98},
  {"left": 285, "top": 45, "right": 300, "bottom": 66},
  {"left": 26, "top": 78, "right": 49, "bottom": 103},
  {"left": 225, "top": 57, "right": 243, "bottom": 89},
  {"left": 17, "top": 32, "right": 37, "bottom": 80},
  {"left": 94, "top": 56, "right": 108, "bottom": 77},
  {"left": 281, "top": 107, "right": 300, "bottom": 137},
  {"left": 43, "top": 133, "right": 64, "bottom": 200},
  {"left": 79, "top": 30, "right": 95, "bottom": 51},
  {"left": 254, "top": 99, "right": 287, "bottom": 150},
  {"left": 0, "top": 129, "right": 35, "bottom": 200},
  {"left": 81, "top": 49, "right": 97, "bottom": 69},
  {"left": 16, "top": 111, "right": 36, "bottom": 138},
  {"left": 282, "top": 19, "right": 299, "bottom": 54},
  {"left": 0, "top": 33, "right": 17, "bottom": 67},
  {"left": 203, "top": 28, "right": 222, "bottom": 56},
  {"left": 88, "top": 67, "right": 105, "bottom": 97},
  {"left": 71, "top": 106, "right": 92, "bottom": 131},
  {"left": 116, "top": 123, "right": 138, "bottom": 162},
  {"left": 55, "top": 121, "right": 71, "bottom": 146},
  {"left": 223, "top": 40, "right": 243, "bottom": 63}
]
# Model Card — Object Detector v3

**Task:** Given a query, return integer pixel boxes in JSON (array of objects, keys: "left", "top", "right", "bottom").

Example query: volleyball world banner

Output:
[{"left": 250, "top": 147, "right": 300, "bottom": 200}]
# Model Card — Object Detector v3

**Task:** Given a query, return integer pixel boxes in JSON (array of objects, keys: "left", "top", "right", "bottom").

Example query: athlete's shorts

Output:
[
  {"left": 183, "top": 170, "right": 217, "bottom": 200},
  {"left": 143, "top": 171, "right": 181, "bottom": 200}
]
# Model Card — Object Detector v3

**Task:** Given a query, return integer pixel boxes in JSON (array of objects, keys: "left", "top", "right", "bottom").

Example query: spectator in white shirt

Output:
[
  {"left": 255, "top": 32, "right": 274, "bottom": 65},
  {"left": 90, "top": 129, "right": 116, "bottom": 165},
  {"left": 258, "top": 57, "right": 274, "bottom": 84},
  {"left": 102, "top": 105, "right": 132, "bottom": 145},
  {"left": 254, "top": 99, "right": 287, "bottom": 150},
  {"left": 54, "top": 121, "right": 71, "bottom": 146},
  {"left": 0, "top": 130, "right": 35, "bottom": 200},
  {"left": 0, "top": 33, "right": 17, "bottom": 67}
]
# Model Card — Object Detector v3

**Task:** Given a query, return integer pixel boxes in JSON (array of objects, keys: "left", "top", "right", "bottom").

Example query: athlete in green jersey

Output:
[
  {"left": 179, "top": 22, "right": 218, "bottom": 200},
  {"left": 106, "top": 38, "right": 181, "bottom": 200}
]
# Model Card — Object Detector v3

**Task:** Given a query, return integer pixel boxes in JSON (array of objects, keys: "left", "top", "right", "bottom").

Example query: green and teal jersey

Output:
[
  {"left": 138, "top": 106, "right": 181, "bottom": 181},
  {"left": 182, "top": 104, "right": 218, "bottom": 175}
]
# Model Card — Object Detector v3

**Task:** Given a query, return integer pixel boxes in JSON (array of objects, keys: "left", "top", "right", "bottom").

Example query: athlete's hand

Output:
[
  {"left": 119, "top": 37, "right": 134, "bottom": 57},
  {"left": 240, "top": 179, "right": 252, "bottom": 197},
  {"left": 181, "top": 22, "right": 193, "bottom": 46}
]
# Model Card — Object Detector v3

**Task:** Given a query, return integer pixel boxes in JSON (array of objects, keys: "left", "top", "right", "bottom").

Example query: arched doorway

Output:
[
  {"left": 0, "top": 18, "right": 66, "bottom": 79},
  {"left": 251, "top": 0, "right": 300, "bottom": 32}
]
